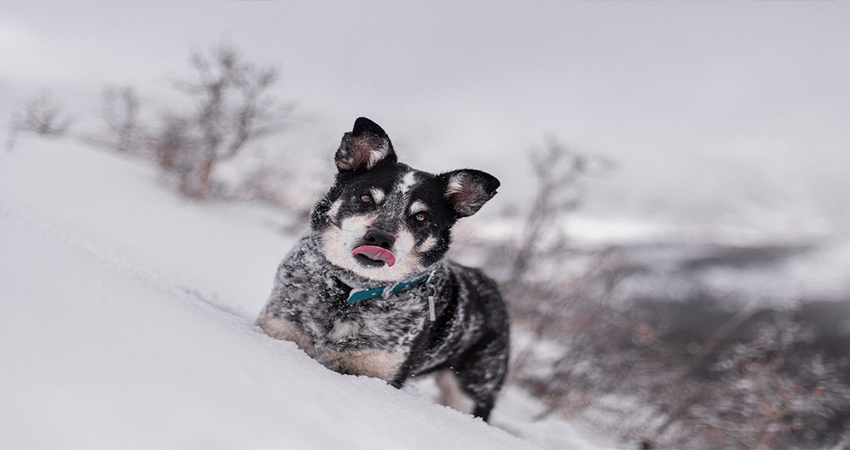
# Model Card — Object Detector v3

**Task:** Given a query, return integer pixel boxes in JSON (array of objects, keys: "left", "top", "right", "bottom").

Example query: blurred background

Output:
[{"left": 2, "top": 2, "right": 849, "bottom": 448}]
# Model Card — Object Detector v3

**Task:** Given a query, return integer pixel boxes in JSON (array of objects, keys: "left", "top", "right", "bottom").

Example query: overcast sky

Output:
[{"left": 2, "top": 2, "right": 849, "bottom": 236}]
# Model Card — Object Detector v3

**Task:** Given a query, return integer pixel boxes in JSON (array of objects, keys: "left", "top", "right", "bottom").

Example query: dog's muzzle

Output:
[
  {"left": 352, "top": 229, "right": 397, "bottom": 267},
  {"left": 352, "top": 245, "right": 396, "bottom": 267}
]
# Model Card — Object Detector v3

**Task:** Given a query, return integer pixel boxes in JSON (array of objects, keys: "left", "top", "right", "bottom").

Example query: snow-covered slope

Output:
[
  {"left": 0, "top": 141, "right": 604, "bottom": 449},
  {"left": 0, "top": 140, "right": 296, "bottom": 319}
]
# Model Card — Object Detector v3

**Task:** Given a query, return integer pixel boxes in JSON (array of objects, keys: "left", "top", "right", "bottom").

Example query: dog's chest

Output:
[
  {"left": 274, "top": 238, "right": 430, "bottom": 352},
  {"left": 311, "top": 288, "right": 428, "bottom": 351}
]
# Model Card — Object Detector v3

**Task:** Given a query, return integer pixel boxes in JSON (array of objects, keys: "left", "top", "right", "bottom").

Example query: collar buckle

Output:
[
  {"left": 382, "top": 283, "right": 400, "bottom": 299},
  {"left": 344, "top": 271, "right": 433, "bottom": 304}
]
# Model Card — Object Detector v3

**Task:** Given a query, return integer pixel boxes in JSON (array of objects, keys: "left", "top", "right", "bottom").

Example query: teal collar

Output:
[{"left": 345, "top": 271, "right": 434, "bottom": 304}]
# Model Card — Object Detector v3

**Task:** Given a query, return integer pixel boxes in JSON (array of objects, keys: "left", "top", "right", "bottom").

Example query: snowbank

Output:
[
  {"left": 0, "top": 141, "right": 611, "bottom": 449},
  {"left": 0, "top": 142, "right": 542, "bottom": 449},
  {"left": 0, "top": 205, "right": 531, "bottom": 449}
]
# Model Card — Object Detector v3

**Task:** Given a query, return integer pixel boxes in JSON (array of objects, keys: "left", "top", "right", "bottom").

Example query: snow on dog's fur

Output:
[{"left": 258, "top": 117, "right": 509, "bottom": 420}]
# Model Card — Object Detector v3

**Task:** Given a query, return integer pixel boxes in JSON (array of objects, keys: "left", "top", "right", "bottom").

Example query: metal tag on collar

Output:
[
  {"left": 426, "top": 269, "right": 436, "bottom": 284},
  {"left": 426, "top": 269, "right": 437, "bottom": 321}
]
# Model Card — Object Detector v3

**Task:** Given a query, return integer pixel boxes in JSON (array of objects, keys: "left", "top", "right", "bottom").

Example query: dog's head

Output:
[{"left": 311, "top": 117, "right": 500, "bottom": 282}]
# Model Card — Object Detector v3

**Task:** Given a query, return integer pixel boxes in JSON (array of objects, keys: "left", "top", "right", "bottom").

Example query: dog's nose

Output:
[{"left": 363, "top": 229, "right": 395, "bottom": 250}]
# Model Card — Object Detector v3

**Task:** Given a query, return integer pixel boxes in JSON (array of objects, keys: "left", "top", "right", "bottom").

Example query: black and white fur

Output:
[{"left": 257, "top": 117, "right": 509, "bottom": 420}]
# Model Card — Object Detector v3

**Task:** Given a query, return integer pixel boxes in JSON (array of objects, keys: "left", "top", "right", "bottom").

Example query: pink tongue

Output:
[{"left": 352, "top": 245, "right": 396, "bottom": 267}]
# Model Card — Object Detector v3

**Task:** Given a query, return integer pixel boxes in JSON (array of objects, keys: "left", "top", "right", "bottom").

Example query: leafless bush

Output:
[
  {"left": 6, "top": 93, "right": 74, "bottom": 150},
  {"left": 498, "top": 137, "right": 849, "bottom": 449},
  {"left": 503, "top": 138, "right": 617, "bottom": 381},
  {"left": 508, "top": 138, "right": 613, "bottom": 282},
  {"left": 97, "top": 86, "right": 146, "bottom": 154},
  {"left": 512, "top": 287, "right": 850, "bottom": 449},
  {"left": 661, "top": 319, "right": 850, "bottom": 449},
  {"left": 160, "top": 41, "right": 295, "bottom": 199}
]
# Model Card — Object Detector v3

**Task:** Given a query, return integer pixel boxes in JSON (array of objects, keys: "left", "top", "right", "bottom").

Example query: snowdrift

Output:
[{"left": 1, "top": 141, "right": 597, "bottom": 449}]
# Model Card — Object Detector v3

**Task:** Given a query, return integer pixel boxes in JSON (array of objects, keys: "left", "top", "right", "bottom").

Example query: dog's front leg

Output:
[
  {"left": 316, "top": 349, "right": 406, "bottom": 381},
  {"left": 256, "top": 309, "right": 314, "bottom": 352}
]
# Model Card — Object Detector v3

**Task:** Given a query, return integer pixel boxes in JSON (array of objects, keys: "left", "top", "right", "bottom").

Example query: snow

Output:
[
  {"left": 0, "top": 140, "right": 610, "bottom": 449},
  {"left": 0, "top": 140, "right": 296, "bottom": 319}
]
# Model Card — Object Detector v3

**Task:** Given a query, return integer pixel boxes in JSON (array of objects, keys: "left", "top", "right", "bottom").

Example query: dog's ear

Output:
[
  {"left": 439, "top": 169, "right": 500, "bottom": 218},
  {"left": 334, "top": 117, "right": 397, "bottom": 172}
]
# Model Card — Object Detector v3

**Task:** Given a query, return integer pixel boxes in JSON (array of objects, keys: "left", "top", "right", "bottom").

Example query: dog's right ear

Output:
[{"left": 334, "top": 117, "right": 397, "bottom": 172}]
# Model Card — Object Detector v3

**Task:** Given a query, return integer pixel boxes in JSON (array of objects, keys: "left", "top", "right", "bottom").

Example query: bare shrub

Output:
[
  {"left": 98, "top": 86, "right": 146, "bottom": 154},
  {"left": 6, "top": 93, "right": 74, "bottom": 150},
  {"left": 161, "top": 41, "right": 295, "bottom": 199},
  {"left": 667, "top": 319, "right": 850, "bottom": 449},
  {"left": 504, "top": 138, "right": 617, "bottom": 381},
  {"left": 508, "top": 138, "right": 613, "bottom": 282},
  {"left": 498, "top": 137, "right": 850, "bottom": 449}
]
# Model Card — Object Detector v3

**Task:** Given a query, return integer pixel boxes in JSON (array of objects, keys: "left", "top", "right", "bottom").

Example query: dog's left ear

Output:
[
  {"left": 335, "top": 117, "right": 397, "bottom": 172},
  {"left": 440, "top": 169, "right": 500, "bottom": 218}
]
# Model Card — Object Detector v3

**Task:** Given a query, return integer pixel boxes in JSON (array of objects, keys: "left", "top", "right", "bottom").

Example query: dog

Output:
[{"left": 257, "top": 117, "right": 509, "bottom": 421}]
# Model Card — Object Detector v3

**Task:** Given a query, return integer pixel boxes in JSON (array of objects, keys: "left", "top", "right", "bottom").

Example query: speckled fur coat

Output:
[{"left": 257, "top": 118, "right": 509, "bottom": 420}]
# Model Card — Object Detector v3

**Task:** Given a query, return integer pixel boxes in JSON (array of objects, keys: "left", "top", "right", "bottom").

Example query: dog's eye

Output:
[
  {"left": 414, "top": 212, "right": 429, "bottom": 222},
  {"left": 359, "top": 194, "right": 373, "bottom": 204}
]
